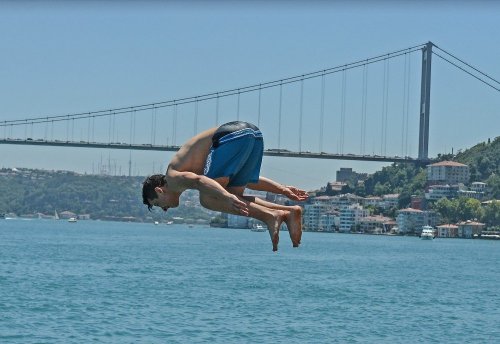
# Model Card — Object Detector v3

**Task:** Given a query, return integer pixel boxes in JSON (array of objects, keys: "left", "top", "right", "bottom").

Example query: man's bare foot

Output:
[
  {"left": 284, "top": 206, "right": 303, "bottom": 247},
  {"left": 265, "top": 211, "right": 285, "bottom": 251}
]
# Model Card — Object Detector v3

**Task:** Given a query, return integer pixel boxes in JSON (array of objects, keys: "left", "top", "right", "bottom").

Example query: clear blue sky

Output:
[{"left": 1, "top": 1, "right": 499, "bottom": 190}]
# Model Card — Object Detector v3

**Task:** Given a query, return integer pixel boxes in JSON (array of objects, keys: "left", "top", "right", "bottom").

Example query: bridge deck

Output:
[{"left": 0, "top": 138, "right": 423, "bottom": 163}]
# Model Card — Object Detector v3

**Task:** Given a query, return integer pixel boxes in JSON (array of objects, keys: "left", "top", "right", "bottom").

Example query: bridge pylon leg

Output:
[{"left": 418, "top": 41, "right": 433, "bottom": 160}]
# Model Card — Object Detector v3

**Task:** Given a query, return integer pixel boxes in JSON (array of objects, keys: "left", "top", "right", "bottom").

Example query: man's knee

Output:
[
  {"left": 213, "top": 176, "right": 230, "bottom": 188},
  {"left": 227, "top": 186, "right": 245, "bottom": 196}
]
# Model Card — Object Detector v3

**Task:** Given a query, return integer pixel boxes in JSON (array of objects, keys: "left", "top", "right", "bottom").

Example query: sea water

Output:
[{"left": 0, "top": 219, "right": 499, "bottom": 343}]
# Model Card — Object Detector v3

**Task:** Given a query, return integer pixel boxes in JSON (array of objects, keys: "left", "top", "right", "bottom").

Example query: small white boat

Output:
[
  {"left": 421, "top": 225, "right": 435, "bottom": 240},
  {"left": 68, "top": 217, "right": 77, "bottom": 223},
  {"left": 251, "top": 224, "right": 266, "bottom": 232}
]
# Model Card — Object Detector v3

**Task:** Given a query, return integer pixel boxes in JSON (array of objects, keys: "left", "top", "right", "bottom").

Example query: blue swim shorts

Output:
[{"left": 203, "top": 121, "right": 264, "bottom": 187}]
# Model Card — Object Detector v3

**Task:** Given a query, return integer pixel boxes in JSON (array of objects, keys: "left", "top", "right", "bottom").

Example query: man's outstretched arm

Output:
[
  {"left": 167, "top": 171, "right": 249, "bottom": 215},
  {"left": 246, "top": 176, "right": 309, "bottom": 201}
]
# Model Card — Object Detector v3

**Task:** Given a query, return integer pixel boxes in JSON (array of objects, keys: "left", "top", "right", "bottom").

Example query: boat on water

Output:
[
  {"left": 68, "top": 217, "right": 77, "bottom": 223},
  {"left": 420, "top": 225, "right": 435, "bottom": 240},
  {"left": 251, "top": 224, "right": 266, "bottom": 232}
]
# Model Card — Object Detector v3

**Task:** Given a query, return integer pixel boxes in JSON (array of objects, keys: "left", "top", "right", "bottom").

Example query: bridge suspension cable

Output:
[
  {"left": 1, "top": 43, "right": 426, "bottom": 128},
  {"left": 432, "top": 44, "right": 500, "bottom": 93}
]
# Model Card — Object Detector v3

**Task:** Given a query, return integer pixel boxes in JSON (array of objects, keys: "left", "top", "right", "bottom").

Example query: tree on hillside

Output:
[
  {"left": 486, "top": 174, "right": 500, "bottom": 199},
  {"left": 482, "top": 201, "right": 500, "bottom": 227},
  {"left": 431, "top": 197, "right": 484, "bottom": 223}
]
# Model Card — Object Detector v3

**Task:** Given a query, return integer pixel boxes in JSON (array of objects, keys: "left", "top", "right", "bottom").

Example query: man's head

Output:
[{"left": 142, "top": 174, "right": 180, "bottom": 212}]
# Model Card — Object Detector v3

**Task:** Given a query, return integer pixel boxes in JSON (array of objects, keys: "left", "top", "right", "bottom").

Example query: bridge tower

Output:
[{"left": 418, "top": 41, "right": 433, "bottom": 160}]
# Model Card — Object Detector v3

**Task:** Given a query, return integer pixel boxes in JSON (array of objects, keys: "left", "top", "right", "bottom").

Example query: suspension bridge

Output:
[{"left": 1, "top": 41, "right": 498, "bottom": 167}]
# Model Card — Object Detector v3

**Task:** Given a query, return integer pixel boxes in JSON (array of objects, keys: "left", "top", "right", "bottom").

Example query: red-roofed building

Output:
[
  {"left": 396, "top": 208, "right": 439, "bottom": 234},
  {"left": 457, "top": 220, "right": 485, "bottom": 238},
  {"left": 437, "top": 224, "right": 459, "bottom": 238},
  {"left": 427, "top": 160, "right": 470, "bottom": 185}
]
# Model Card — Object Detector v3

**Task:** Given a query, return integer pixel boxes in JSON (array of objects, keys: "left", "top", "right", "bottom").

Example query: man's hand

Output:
[
  {"left": 282, "top": 185, "right": 309, "bottom": 201},
  {"left": 229, "top": 194, "right": 249, "bottom": 216}
]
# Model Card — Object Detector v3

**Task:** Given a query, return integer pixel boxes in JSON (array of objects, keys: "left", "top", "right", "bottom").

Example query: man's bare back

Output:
[{"left": 167, "top": 128, "right": 216, "bottom": 175}]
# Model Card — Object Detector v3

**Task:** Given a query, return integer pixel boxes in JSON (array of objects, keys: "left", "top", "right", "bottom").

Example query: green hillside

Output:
[
  {"left": 454, "top": 136, "right": 500, "bottom": 189},
  {"left": 356, "top": 136, "right": 500, "bottom": 201},
  {"left": 0, "top": 168, "right": 213, "bottom": 222},
  {"left": 1, "top": 137, "right": 498, "bottom": 224}
]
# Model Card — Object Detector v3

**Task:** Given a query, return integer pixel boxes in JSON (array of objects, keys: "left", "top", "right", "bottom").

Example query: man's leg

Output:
[
  {"left": 226, "top": 184, "right": 302, "bottom": 248},
  {"left": 239, "top": 194, "right": 303, "bottom": 247},
  {"left": 201, "top": 178, "right": 285, "bottom": 251}
]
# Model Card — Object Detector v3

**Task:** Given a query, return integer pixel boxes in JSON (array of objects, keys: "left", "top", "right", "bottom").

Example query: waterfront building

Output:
[
  {"left": 426, "top": 161, "right": 470, "bottom": 185},
  {"left": 437, "top": 224, "right": 459, "bottom": 238},
  {"left": 59, "top": 210, "right": 76, "bottom": 219},
  {"left": 358, "top": 215, "right": 393, "bottom": 234},
  {"left": 339, "top": 204, "right": 369, "bottom": 232},
  {"left": 304, "top": 202, "right": 332, "bottom": 231},
  {"left": 457, "top": 220, "right": 485, "bottom": 238},
  {"left": 396, "top": 208, "right": 439, "bottom": 234},
  {"left": 319, "top": 211, "right": 340, "bottom": 232}
]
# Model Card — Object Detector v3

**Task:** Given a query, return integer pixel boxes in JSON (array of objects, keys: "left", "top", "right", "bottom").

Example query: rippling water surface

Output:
[{"left": 1, "top": 219, "right": 499, "bottom": 343}]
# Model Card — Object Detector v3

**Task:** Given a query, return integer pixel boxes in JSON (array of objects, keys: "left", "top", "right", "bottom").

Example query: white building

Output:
[
  {"left": 427, "top": 161, "right": 469, "bottom": 185},
  {"left": 470, "top": 182, "right": 487, "bottom": 193},
  {"left": 396, "top": 208, "right": 439, "bottom": 234},
  {"left": 437, "top": 224, "right": 458, "bottom": 238},
  {"left": 304, "top": 202, "right": 332, "bottom": 231},
  {"left": 382, "top": 194, "right": 400, "bottom": 209},
  {"left": 457, "top": 220, "right": 485, "bottom": 238},
  {"left": 361, "top": 194, "right": 400, "bottom": 209},
  {"left": 462, "top": 182, "right": 488, "bottom": 200},
  {"left": 358, "top": 215, "right": 392, "bottom": 234},
  {"left": 425, "top": 184, "right": 460, "bottom": 200},
  {"left": 319, "top": 211, "right": 340, "bottom": 232},
  {"left": 339, "top": 204, "right": 369, "bottom": 232},
  {"left": 362, "top": 196, "right": 382, "bottom": 207}
]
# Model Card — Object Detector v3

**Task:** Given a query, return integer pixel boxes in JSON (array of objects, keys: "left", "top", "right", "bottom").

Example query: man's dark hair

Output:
[{"left": 142, "top": 174, "right": 167, "bottom": 211}]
